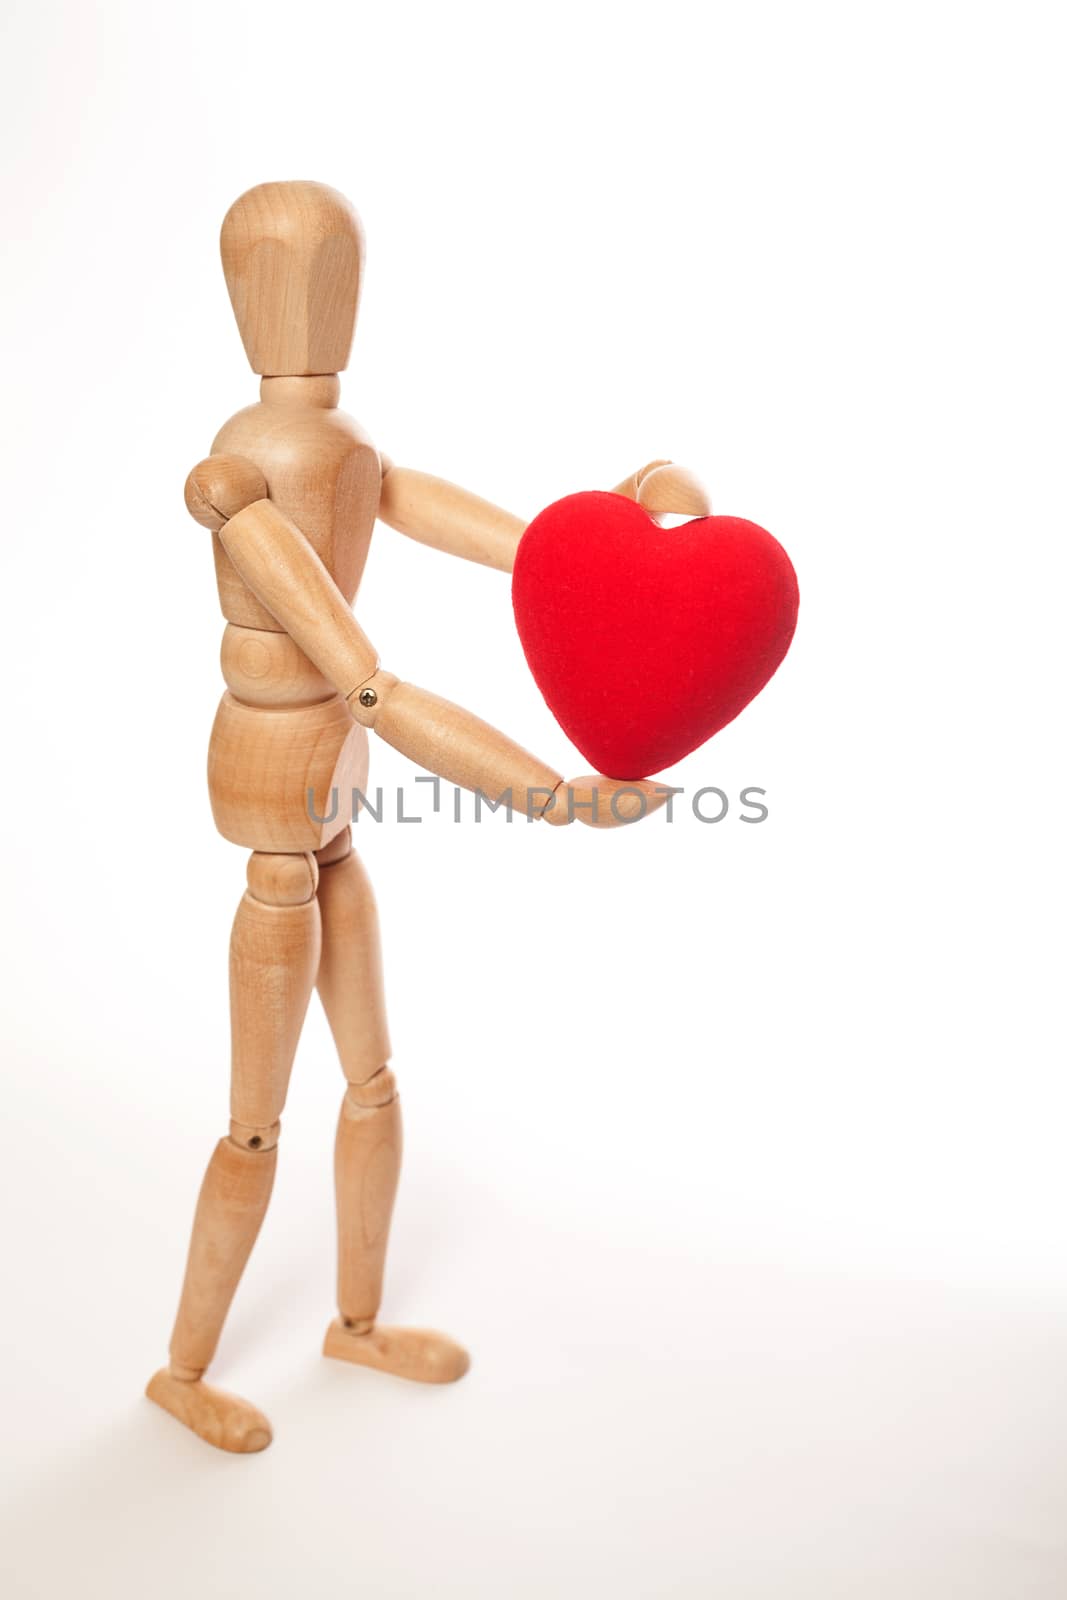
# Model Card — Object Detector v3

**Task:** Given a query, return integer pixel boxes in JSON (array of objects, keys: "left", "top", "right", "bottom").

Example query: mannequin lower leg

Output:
[
  {"left": 168, "top": 1133, "right": 278, "bottom": 1379},
  {"left": 334, "top": 1081, "right": 402, "bottom": 1330}
]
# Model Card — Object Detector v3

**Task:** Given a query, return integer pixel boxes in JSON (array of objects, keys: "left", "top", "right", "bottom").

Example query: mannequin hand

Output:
[
  {"left": 612, "top": 461, "right": 711, "bottom": 521},
  {"left": 543, "top": 775, "right": 672, "bottom": 828}
]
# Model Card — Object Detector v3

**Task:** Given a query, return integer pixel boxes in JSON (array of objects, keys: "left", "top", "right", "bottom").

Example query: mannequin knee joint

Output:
[
  {"left": 343, "top": 1065, "right": 397, "bottom": 1113},
  {"left": 246, "top": 851, "right": 318, "bottom": 905}
]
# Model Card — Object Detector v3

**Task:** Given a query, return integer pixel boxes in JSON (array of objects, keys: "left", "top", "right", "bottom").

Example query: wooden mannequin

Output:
[{"left": 147, "top": 181, "right": 710, "bottom": 1452}]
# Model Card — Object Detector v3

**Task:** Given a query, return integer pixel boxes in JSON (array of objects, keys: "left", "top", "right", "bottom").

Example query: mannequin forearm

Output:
[{"left": 348, "top": 672, "right": 562, "bottom": 815}]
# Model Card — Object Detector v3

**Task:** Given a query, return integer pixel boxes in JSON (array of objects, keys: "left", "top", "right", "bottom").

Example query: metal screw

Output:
[{"left": 358, "top": 686, "right": 377, "bottom": 708}]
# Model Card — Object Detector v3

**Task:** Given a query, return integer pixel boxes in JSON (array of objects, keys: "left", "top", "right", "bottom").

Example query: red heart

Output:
[{"left": 512, "top": 491, "right": 799, "bottom": 779}]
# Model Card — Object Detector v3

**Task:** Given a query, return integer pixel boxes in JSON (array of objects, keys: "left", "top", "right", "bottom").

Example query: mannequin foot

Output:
[
  {"left": 145, "top": 1369, "right": 272, "bottom": 1453},
  {"left": 323, "top": 1319, "right": 470, "bottom": 1383}
]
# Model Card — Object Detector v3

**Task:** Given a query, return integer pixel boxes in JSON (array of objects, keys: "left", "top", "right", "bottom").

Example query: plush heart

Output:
[{"left": 511, "top": 491, "right": 799, "bottom": 779}]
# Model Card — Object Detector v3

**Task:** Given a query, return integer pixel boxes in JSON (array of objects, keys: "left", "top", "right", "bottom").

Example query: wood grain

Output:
[
  {"left": 315, "top": 830, "right": 391, "bottom": 1084},
  {"left": 208, "top": 691, "right": 368, "bottom": 854},
  {"left": 229, "top": 869, "right": 321, "bottom": 1130},
  {"left": 323, "top": 1320, "right": 470, "bottom": 1383},
  {"left": 146, "top": 1372, "right": 273, "bottom": 1453},
  {"left": 219, "top": 500, "right": 379, "bottom": 694},
  {"left": 166, "top": 1137, "right": 278, "bottom": 1379},
  {"left": 379, "top": 465, "right": 526, "bottom": 572},
  {"left": 221, "top": 181, "right": 365, "bottom": 376}
]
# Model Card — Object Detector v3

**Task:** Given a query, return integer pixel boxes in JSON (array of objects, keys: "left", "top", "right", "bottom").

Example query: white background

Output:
[{"left": 1, "top": 2, "right": 1065, "bottom": 1595}]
